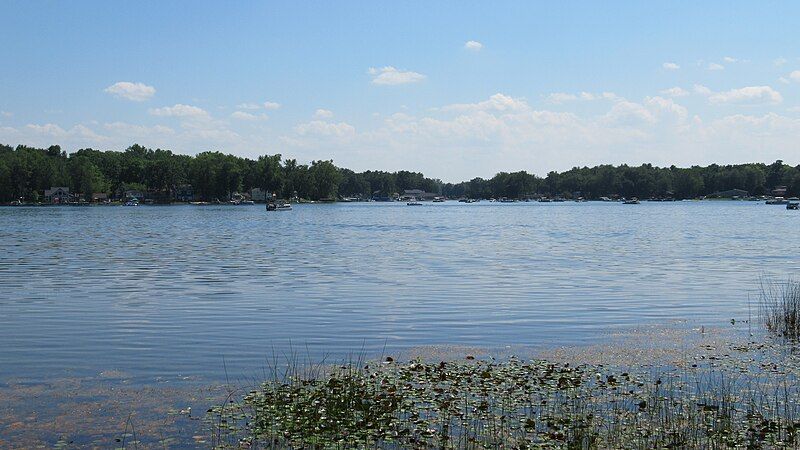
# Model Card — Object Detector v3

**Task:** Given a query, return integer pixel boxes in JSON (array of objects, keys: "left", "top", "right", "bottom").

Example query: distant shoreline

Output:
[{"left": 2, "top": 143, "right": 798, "bottom": 206}]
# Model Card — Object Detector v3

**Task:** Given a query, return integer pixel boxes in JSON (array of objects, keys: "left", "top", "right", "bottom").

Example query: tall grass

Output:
[{"left": 759, "top": 277, "right": 800, "bottom": 340}]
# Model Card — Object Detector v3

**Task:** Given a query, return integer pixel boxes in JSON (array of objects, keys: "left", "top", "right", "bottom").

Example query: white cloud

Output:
[
  {"left": 723, "top": 56, "right": 738, "bottom": 63},
  {"left": 7, "top": 88, "right": 800, "bottom": 183},
  {"left": 775, "top": 57, "right": 788, "bottom": 67},
  {"left": 0, "top": 111, "right": 11, "bottom": 118},
  {"left": 293, "top": 120, "right": 355, "bottom": 137},
  {"left": 789, "top": 71, "right": 800, "bottom": 82},
  {"left": 103, "top": 122, "right": 175, "bottom": 136},
  {"left": 26, "top": 123, "right": 67, "bottom": 136},
  {"left": 602, "top": 100, "right": 656, "bottom": 126},
  {"left": 275, "top": 90, "right": 800, "bottom": 180},
  {"left": 662, "top": 62, "right": 680, "bottom": 70},
  {"left": 231, "top": 111, "right": 268, "bottom": 121},
  {"left": 1, "top": 117, "right": 245, "bottom": 158},
  {"left": 22, "top": 123, "right": 108, "bottom": 144},
  {"left": 780, "top": 77, "right": 791, "bottom": 85},
  {"left": 442, "top": 93, "right": 530, "bottom": 112},
  {"left": 237, "top": 101, "right": 280, "bottom": 111},
  {"left": 368, "top": 66, "right": 426, "bottom": 85},
  {"left": 104, "top": 81, "right": 156, "bottom": 101},
  {"left": 464, "top": 40, "right": 483, "bottom": 51},
  {"left": 546, "top": 91, "right": 618, "bottom": 104},
  {"left": 645, "top": 96, "right": 688, "bottom": 122},
  {"left": 694, "top": 84, "right": 712, "bottom": 95},
  {"left": 149, "top": 104, "right": 210, "bottom": 119},
  {"left": 709, "top": 86, "right": 782, "bottom": 105},
  {"left": 314, "top": 109, "right": 333, "bottom": 119},
  {"left": 660, "top": 87, "right": 689, "bottom": 97},
  {"left": 263, "top": 101, "right": 281, "bottom": 110},
  {"left": 547, "top": 92, "right": 577, "bottom": 103},
  {"left": 583, "top": 92, "right": 617, "bottom": 101},
  {"left": 707, "top": 62, "right": 725, "bottom": 71}
]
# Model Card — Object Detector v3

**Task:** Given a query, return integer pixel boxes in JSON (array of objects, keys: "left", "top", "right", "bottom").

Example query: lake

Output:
[{"left": 0, "top": 201, "right": 797, "bottom": 385}]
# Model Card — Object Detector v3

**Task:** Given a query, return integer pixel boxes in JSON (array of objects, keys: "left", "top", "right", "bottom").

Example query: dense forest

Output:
[{"left": 1, "top": 142, "right": 799, "bottom": 202}]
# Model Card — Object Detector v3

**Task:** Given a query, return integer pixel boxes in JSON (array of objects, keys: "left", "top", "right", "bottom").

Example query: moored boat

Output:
[
  {"left": 267, "top": 201, "right": 292, "bottom": 211},
  {"left": 766, "top": 197, "right": 789, "bottom": 205}
]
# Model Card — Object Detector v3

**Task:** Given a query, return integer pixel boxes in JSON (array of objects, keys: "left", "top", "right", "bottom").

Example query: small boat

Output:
[
  {"left": 124, "top": 197, "right": 140, "bottom": 206},
  {"left": 766, "top": 197, "right": 789, "bottom": 205},
  {"left": 787, "top": 203, "right": 799, "bottom": 210},
  {"left": 407, "top": 202, "right": 422, "bottom": 206},
  {"left": 189, "top": 201, "right": 210, "bottom": 206},
  {"left": 267, "top": 202, "right": 292, "bottom": 211},
  {"left": 622, "top": 198, "right": 640, "bottom": 204},
  {"left": 432, "top": 197, "right": 445, "bottom": 202}
]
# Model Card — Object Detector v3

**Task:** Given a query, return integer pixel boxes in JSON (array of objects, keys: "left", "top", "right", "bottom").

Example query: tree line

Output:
[{"left": 1, "top": 142, "right": 799, "bottom": 202}]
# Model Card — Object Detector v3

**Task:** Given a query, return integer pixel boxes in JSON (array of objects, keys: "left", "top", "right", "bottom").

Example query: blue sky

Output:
[{"left": 2, "top": 1, "right": 800, "bottom": 181}]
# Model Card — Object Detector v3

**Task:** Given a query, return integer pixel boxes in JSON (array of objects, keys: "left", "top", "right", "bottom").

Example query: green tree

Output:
[{"left": 308, "top": 160, "right": 342, "bottom": 200}]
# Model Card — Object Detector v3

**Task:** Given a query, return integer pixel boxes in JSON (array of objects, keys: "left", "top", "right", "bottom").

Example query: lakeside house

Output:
[
  {"left": 123, "top": 189, "right": 145, "bottom": 201},
  {"left": 91, "top": 193, "right": 109, "bottom": 203},
  {"left": 401, "top": 189, "right": 439, "bottom": 201},
  {"left": 44, "top": 187, "right": 70, "bottom": 204},
  {"left": 250, "top": 188, "right": 269, "bottom": 202},
  {"left": 772, "top": 186, "right": 788, "bottom": 197},
  {"left": 175, "top": 184, "right": 194, "bottom": 202},
  {"left": 709, "top": 188, "right": 749, "bottom": 199}
]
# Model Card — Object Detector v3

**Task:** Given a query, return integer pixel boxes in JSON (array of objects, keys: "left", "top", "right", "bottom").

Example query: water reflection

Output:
[{"left": 0, "top": 201, "right": 797, "bottom": 384}]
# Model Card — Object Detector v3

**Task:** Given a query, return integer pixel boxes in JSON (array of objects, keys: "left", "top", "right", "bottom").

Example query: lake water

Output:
[{"left": 0, "top": 201, "right": 798, "bottom": 385}]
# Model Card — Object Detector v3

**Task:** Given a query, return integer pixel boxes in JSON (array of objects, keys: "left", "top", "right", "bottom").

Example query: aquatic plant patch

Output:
[{"left": 209, "top": 342, "right": 800, "bottom": 449}]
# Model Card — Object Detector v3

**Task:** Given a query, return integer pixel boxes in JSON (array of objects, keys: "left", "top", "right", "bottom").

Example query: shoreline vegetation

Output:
[
  {"left": 207, "top": 281, "right": 800, "bottom": 449},
  {"left": 2, "top": 143, "right": 800, "bottom": 205},
  {"left": 210, "top": 344, "right": 800, "bottom": 449}
]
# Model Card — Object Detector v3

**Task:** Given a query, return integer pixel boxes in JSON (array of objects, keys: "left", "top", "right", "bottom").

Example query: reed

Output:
[{"left": 759, "top": 277, "right": 800, "bottom": 340}]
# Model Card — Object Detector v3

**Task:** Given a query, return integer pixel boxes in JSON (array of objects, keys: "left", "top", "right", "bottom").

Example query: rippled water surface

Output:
[{"left": 1, "top": 201, "right": 797, "bottom": 383}]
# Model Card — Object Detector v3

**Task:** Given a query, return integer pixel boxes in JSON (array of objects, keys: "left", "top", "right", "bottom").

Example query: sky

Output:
[{"left": 2, "top": 1, "right": 800, "bottom": 181}]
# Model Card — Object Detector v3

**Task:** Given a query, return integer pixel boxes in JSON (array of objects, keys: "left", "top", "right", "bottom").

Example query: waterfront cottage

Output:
[
  {"left": 175, "top": 184, "right": 194, "bottom": 202},
  {"left": 250, "top": 188, "right": 268, "bottom": 202},
  {"left": 709, "top": 189, "right": 749, "bottom": 199},
  {"left": 401, "top": 189, "right": 439, "bottom": 201},
  {"left": 772, "top": 186, "right": 788, "bottom": 197},
  {"left": 124, "top": 189, "right": 145, "bottom": 200},
  {"left": 44, "top": 187, "right": 70, "bottom": 204}
]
